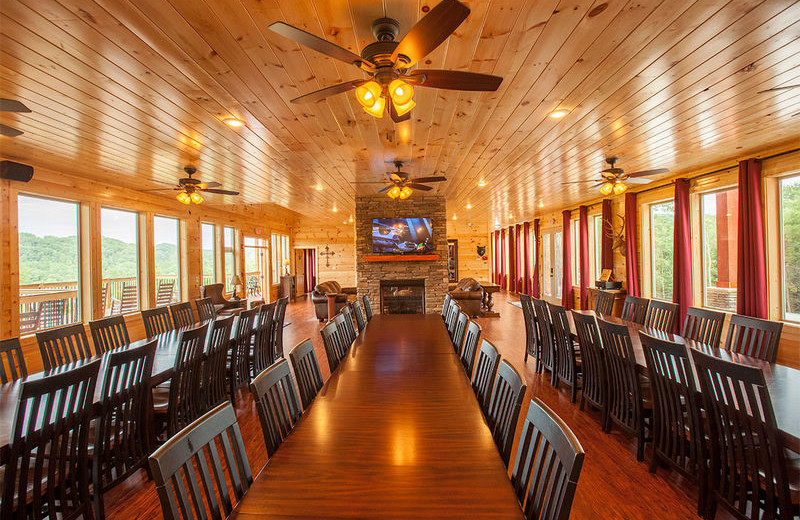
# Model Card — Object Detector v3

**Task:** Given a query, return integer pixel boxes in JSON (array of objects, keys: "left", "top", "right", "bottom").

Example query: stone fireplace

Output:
[
  {"left": 380, "top": 279, "right": 425, "bottom": 314},
  {"left": 356, "top": 196, "right": 448, "bottom": 315}
]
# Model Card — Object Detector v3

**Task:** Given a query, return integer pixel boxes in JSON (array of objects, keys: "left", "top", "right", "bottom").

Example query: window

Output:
[
  {"left": 17, "top": 195, "right": 81, "bottom": 332},
  {"left": 649, "top": 201, "right": 674, "bottom": 301},
  {"left": 571, "top": 219, "right": 580, "bottom": 285},
  {"left": 781, "top": 175, "right": 800, "bottom": 322},
  {"left": 271, "top": 233, "right": 290, "bottom": 284},
  {"left": 101, "top": 208, "right": 139, "bottom": 316},
  {"left": 201, "top": 223, "right": 216, "bottom": 285},
  {"left": 554, "top": 231, "right": 563, "bottom": 299},
  {"left": 223, "top": 226, "right": 235, "bottom": 293},
  {"left": 593, "top": 214, "right": 603, "bottom": 281},
  {"left": 542, "top": 233, "right": 552, "bottom": 297},
  {"left": 701, "top": 189, "right": 738, "bottom": 311},
  {"left": 244, "top": 236, "right": 268, "bottom": 298},
  {"left": 154, "top": 216, "right": 180, "bottom": 305}
]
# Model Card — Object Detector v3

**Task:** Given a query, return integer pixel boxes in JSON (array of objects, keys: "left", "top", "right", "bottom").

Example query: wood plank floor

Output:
[{"left": 104, "top": 291, "right": 729, "bottom": 519}]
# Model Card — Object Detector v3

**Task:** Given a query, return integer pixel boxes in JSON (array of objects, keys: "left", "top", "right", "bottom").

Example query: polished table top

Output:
[{"left": 230, "top": 314, "right": 523, "bottom": 519}]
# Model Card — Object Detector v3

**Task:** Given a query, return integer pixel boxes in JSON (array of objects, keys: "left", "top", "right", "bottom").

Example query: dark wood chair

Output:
[
  {"left": 249, "top": 359, "right": 303, "bottom": 457},
  {"left": 532, "top": 298, "right": 555, "bottom": 376},
  {"left": 36, "top": 322, "right": 93, "bottom": 371},
  {"left": 362, "top": 294, "right": 373, "bottom": 321},
  {"left": 333, "top": 312, "right": 355, "bottom": 346},
  {"left": 595, "top": 290, "right": 616, "bottom": 315},
  {"left": 271, "top": 296, "right": 288, "bottom": 359},
  {"left": 724, "top": 313, "right": 783, "bottom": 362},
  {"left": 340, "top": 304, "right": 358, "bottom": 343},
  {"left": 548, "top": 303, "right": 582, "bottom": 402},
  {"left": 596, "top": 317, "right": 652, "bottom": 461},
  {"left": 321, "top": 320, "right": 348, "bottom": 373},
  {"left": 148, "top": 403, "right": 253, "bottom": 520},
  {"left": 643, "top": 300, "right": 678, "bottom": 332},
  {"left": 352, "top": 300, "right": 367, "bottom": 333},
  {"left": 691, "top": 348, "right": 797, "bottom": 520},
  {"left": 289, "top": 338, "right": 324, "bottom": 409},
  {"left": 230, "top": 308, "right": 258, "bottom": 405},
  {"left": 169, "top": 301, "right": 195, "bottom": 329},
  {"left": 621, "top": 295, "right": 649, "bottom": 324},
  {"left": 89, "top": 314, "right": 130, "bottom": 354},
  {"left": 441, "top": 293, "right": 452, "bottom": 320},
  {"left": 0, "top": 337, "right": 27, "bottom": 383},
  {"left": 203, "top": 315, "right": 235, "bottom": 410},
  {"left": 153, "top": 323, "right": 208, "bottom": 437},
  {"left": 519, "top": 294, "right": 537, "bottom": 362},
  {"left": 572, "top": 312, "right": 606, "bottom": 421},
  {"left": 486, "top": 360, "right": 526, "bottom": 467},
  {"left": 1, "top": 359, "right": 100, "bottom": 520},
  {"left": 92, "top": 340, "right": 156, "bottom": 518},
  {"left": 195, "top": 296, "right": 216, "bottom": 321},
  {"left": 452, "top": 311, "right": 469, "bottom": 355},
  {"left": 460, "top": 320, "right": 482, "bottom": 378},
  {"left": 472, "top": 339, "right": 500, "bottom": 414},
  {"left": 155, "top": 280, "right": 175, "bottom": 307},
  {"left": 446, "top": 301, "right": 461, "bottom": 338},
  {"left": 142, "top": 306, "right": 173, "bottom": 337},
  {"left": 510, "top": 398, "right": 585, "bottom": 520},
  {"left": 682, "top": 306, "right": 725, "bottom": 347},
  {"left": 119, "top": 284, "right": 139, "bottom": 314},
  {"left": 640, "top": 332, "right": 708, "bottom": 517},
  {"left": 252, "top": 303, "right": 276, "bottom": 379}
]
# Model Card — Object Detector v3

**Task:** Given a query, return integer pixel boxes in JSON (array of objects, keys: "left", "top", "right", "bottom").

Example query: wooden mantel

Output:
[{"left": 363, "top": 254, "right": 440, "bottom": 262}]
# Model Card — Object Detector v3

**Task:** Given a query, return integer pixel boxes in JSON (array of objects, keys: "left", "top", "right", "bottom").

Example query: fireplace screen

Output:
[{"left": 380, "top": 279, "right": 426, "bottom": 314}]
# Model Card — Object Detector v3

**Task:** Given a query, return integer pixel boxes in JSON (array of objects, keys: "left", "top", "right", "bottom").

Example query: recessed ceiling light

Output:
[
  {"left": 477, "top": 180, "right": 487, "bottom": 187},
  {"left": 550, "top": 108, "right": 570, "bottom": 119},
  {"left": 452, "top": 215, "right": 457, "bottom": 220},
  {"left": 466, "top": 203, "right": 472, "bottom": 209},
  {"left": 348, "top": 216, "right": 353, "bottom": 223},
  {"left": 332, "top": 206, "right": 338, "bottom": 213},
  {"left": 538, "top": 201, "right": 544, "bottom": 208},
  {"left": 223, "top": 117, "right": 245, "bottom": 128},
  {"left": 312, "top": 184, "right": 324, "bottom": 191}
]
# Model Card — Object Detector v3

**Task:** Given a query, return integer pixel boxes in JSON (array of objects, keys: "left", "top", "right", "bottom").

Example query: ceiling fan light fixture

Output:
[
  {"left": 399, "top": 186, "right": 413, "bottom": 199},
  {"left": 189, "top": 191, "right": 204, "bottom": 204},
  {"left": 393, "top": 98, "right": 416, "bottom": 117},
  {"left": 600, "top": 181, "right": 614, "bottom": 196},
  {"left": 176, "top": 192, "right": 191, "bottom": 205},
  {"left": 362, "top": 96, "right": 386, "bottom": 118},
  {"left": 388, "top": 79, "right": 414, "bottom": 105},
  {"left": 613, "top": 181, "right": 628, "bottom": 195},
  {"left": 355, "top": 81, "right": 382, "bottom": 108},
  {"left": 387, "top": 186, "right": 402, "bottom": 199}
]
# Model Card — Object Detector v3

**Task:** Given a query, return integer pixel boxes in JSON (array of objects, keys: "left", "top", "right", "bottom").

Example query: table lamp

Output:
[
  {"left": 284, "top": 258, "right": 290, "bottom": 275},
  {"left": 230, "top": 275, "right": 243, "bottom": 299}
]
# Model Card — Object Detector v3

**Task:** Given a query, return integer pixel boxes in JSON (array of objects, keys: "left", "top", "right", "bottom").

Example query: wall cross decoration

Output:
[{"left": 319, "top": 246, "right": 336, "bottom": 267}]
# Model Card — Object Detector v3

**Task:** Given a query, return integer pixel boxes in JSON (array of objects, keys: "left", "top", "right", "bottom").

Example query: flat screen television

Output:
[{"left": 372, "top": 217, "right": 433, "bottom": 254}]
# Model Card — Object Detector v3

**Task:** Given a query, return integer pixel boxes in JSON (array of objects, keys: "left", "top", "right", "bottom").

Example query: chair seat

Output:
[{"left": 152, "top": 385, "right": 170, "bottom": 411}]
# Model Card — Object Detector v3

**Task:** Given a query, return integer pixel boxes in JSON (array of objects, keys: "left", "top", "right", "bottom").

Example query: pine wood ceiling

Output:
[{"left": 1, "top": 0, "right": 799, "bottom": 224}]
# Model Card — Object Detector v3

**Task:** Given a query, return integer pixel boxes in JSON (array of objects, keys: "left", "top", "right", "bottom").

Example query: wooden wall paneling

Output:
[
  {"left": 139, "top": 212, "right": 155, "bottom": 310},
  {"left": 293, "top": 222, "right": 356, "bottom": 288},
  {"left": 79, "top": 202, "right": 102, "bottom": 322},
  {"left": 179, "top": 218, "right": 190, "bottom": 302},
  {"left": 0, "top": 181, "right": 17, "bottom": 339},
  {"left": 446, "top": 220, "right": 491, "bottom": 282}
]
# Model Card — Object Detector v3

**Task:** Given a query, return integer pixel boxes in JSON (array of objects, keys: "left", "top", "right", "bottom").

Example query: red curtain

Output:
[
  {"left": 579, "top": 206, "right": 590, "bottom": 310},
  {"left": 500, "top": 228, "right": 507, "bottom": 290},
  {"left": 601, "top": 199, "right": 613, "bottom": 272},
  {"left": 562, "top": 210, "right": 574, "bottom": 310},
  {"left": 303, "top": 249, "right": 317, "bottom": 293},
  {"left": 515, "top": 224, "right": 523, "bottom": 293},
  {"left": 673, "top": 179, "right": 693, "bottom": 330},
  {"left": 532, "top": 219, "right": 541, "bottom": 298},
  {"left": 492, "top": 231, "right": 499, "bottom": 284},
  {"left": 737, "top": 158, "right": 768, "bottom": 318},
  {"left": 625, "top": 192, "right": 641, "bottom": 297},
  {"left": 523, "top": 221, "right": 531, "bottom": 294}
]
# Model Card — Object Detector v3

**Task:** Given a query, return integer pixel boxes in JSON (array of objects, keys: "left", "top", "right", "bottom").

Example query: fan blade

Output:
[
  {"left": 757, "top": 84, "right": 800, "bottom": 94},
  {"left": 198, "top": 181, "right": 221, "bottom": 189},
  {"left": 0, "top": 98, "right": 31, "bottom": 113},
  {"left": 627, "top": 168, "right": 669, "bottom": 178},
  {"left": 268, "top": 22, "right": 373, "bottom": 69},
  {"left": 389, "top": 173, "right": 404, "bottom": 182},
  {"left": 408, "top": 183, "right": 433, "bottom": 191},
  {"left": 201, "top": 188, "right": 240, "bottom": 195},
  {"left": 601, "top": 167, "right": 624, "bottom": 174},
  {"left": 392, "top": 0, "right": 470, "bottom": 68},
  {"left": 626, "top": 177, "right": 653, "bottom": 185},
  {"left": 0, "top": 124, "right": 23, "bottom": 137},
  {"left": 139, "top": 187, "right": 182, "bottom": 192},
  {"left": 411, "top": 176, "right": 447, "bottom": 183},
  {"left": 407, "top": 69, "right": 502, "bottom": 91},
  {"left": 561, "top": 179, "right": 600, "bottom": 184},
  {"left": 291, "top": 80, "right": 365, "bottom": 104},
  {"left": 350, "top": 181, "right": 389, "bottom": 184},
  {"left": 377, "top": 185, "right": 393, "bottom": 193},
  {"left": 389, "top": 100, "right": 411, "bottom": 123}
]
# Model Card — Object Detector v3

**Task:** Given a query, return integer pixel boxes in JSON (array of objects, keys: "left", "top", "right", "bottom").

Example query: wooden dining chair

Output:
[
  {"left": 1, "top": 359, "right": 100, "bottom": 520},
  {"left": 640, "top": 332, "right": 708, "bottom": 517},
  {"left": 153, "top": 323, "right": 208, "bottom": 437},
  {"left": 441, "top": 293, "right": 452, "bottom": 320},
  {"left": 195, "top": 296, "right": 216, "bottom": 321},
  {"left": 148, "top": 403, "right": 253, "bottom": 520},
  {"left": 362, "top": 294, "right": 374, "bottom": 321},
  {"left": 0, "top": 337, "right": 27, "bottom": 383},
  {"left": 621, "top": 295, "right": 649, "bottom": 324},
  {"left": 472, "top": 339, "right": 501, "bottom": 414},
  {"left": 446, "top": 301, "right": 461, "bottom": 338},
  {"left": 531, "top": 298, "right": 555, "bottom": 376},
  {"left": 548, "top": 303, "right": 582, "bottom": 402},
  {"left": 252, "top": 303, "right": 276, "bottom": 379},
  {"left": 571, "top": 312, "right": 606, "bottom": 420},
  {"left": 289, "top": 338, "right": 324, "bottom": 409},
  {"left": 169, "top": 301, "right": 195, "bottom": 329},
  {"left": 691, "top": 349, "right": 796, "bottom": 520},
  {"left": 519, "top": 294, "right": 537, "bottom": 363},
  {"left": 452, "top": 311, "right": 469, "bottom": 355},
  {"left": 643, "top": 300, "right": 678, "bottom": 332},
  {"left": 321, "top": 321, "right": 348, "bottom": 373},
  {"left": 460, "top": 320, "right": 482, "bottom": 379},
  {"left": 352, "top": 300, "right": 367, "bottom": 333},
  {"left": 486, "top": 360, "right": 527, "bottom": 467},
  {"left": 250, "top": 359, "right": 303, "bottom": 457},
  {"left": 92, "top": 340, "right": 156, "bottom": 519},
  {"left": 333, "top": 312, "right": 355, "bottom": 346},
  {"left": 230, "top": 308, "right": 258, "bottom": 405},
  {"left": 36, "top": 322, "right": 93, "bottom": 371},
  {"left": 142, "top": 306, "right": 173, "bottom": 337},
  {"left": 594, "top": 290, "right": 616, "bottom": 316},
  {"left": 724, "top": 313, "right": 783, "bottom": 363},
  {"left": 596, "top": 317, "right": 652, "bottom": 461},
  {"left": 89, "top": 314, "right": 131, "bottom": 354},
  {"left": 203, "top": 315, "right": 235, "bottom": 410},
  {"left": 510, "top": 398, "right": 585, "bottom": 520},
  {"left": 271, "top": 296, "right": 289, "bottom": 359},
  {"left": 340, "top": 304, "right": 358, "bottom": 342},
  {"left": 681, "top": 306, "right": 725, "bottom": 347}
]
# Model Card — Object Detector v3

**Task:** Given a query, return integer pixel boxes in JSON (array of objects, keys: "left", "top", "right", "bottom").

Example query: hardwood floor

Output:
[{"left": 105, "top": 292, "right": 723, "bottom": 519}]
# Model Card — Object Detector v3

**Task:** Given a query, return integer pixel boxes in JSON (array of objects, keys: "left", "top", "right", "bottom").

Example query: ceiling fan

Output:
[
  {"left": 563, "top": 157, "right": 669, "bottom": 195},
  {"left": 354, "top": 160, "right": 446, "bottom": 199},
  {"left": 142, "top": 166, "right": 240, "bottom": 204},
  {"left": 0, "top": 98, "right": 31, "bottom": 137},
  {"left": 268, "top": 0, "right": 503, "bottom": 123}
]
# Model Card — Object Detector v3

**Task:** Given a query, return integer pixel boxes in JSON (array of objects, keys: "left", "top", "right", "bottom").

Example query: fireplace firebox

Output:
[{"left": 380, "top": 279, "right": 426, "bottom": 314}]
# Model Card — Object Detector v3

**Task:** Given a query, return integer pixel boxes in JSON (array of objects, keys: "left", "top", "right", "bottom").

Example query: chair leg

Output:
[
  {"left": 579, "top": 395, "right": 585, "bottom": 411},
  {"left": 570, "top": 384, "right": 578, "bottom": 404},
  {"left": 648, "top": 450, "right": 659, "bottom": 473},
  {"left": 636, "top": 426, "right": 646, "bottom": 462}
]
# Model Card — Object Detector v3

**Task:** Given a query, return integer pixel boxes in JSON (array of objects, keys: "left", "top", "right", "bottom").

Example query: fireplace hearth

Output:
[{"left": 380, "top": 279, "right": 426, "bottom": 314}]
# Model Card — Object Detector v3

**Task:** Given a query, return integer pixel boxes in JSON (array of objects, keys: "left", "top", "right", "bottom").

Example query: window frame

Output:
[
  {"left": 697, "top": 187, "right": 739, "bottom": 313},
  {"left": 223, "top": 226, "right": 236, "bottom": 293},
  {"left": 779, "top": 173, "right": 800, "bottom": 323},
  {"left": 153, "top": 214, "right": 182, "bottom": 304},
  {"left": 201, "top": 222, "right": 217, "bottom": 286},
  {"left": 647, "top": 199, "right": 675, "bottom": 302},
  {"left": 100, "top": 206, "right": 141, "bottom": 316}
]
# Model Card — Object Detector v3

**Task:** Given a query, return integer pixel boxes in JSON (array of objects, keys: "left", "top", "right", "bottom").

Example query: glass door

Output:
[
  {"left": 243, "top": 237, "right": 269, "bottom": 302},
  {"left": 542, "top": 233, "right": 552, "bottom": 297}
]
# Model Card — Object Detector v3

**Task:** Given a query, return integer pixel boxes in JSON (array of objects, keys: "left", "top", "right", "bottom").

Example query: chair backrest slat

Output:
[
  {"left": 460, "top": 320, "right": 482, "bottom": 378},
  {"left": 621, "top": 295, "right": 649, "bottom": 324},
  {"left": 441, "top": 293, "right": 452, "bottom": 320},
  {"left": 532, "top": 298, "right": 555, "bottom": 374},
  {"left": 340, "top": 304, "right": 358, "bottom": 343},
  {"left": 571, "top": 312, "right": 605, "bottom": 412},
  {"left": 35, "top": 323, "right": 93, "bottom": 371},
  {"left": 166, "top": 324, "right": 208, "bottom": 436},
  {"left": 249, "top": 359, "right": 303, "bottom": 457},
  {"left": 142, "top": 306, "right": 174, "bottom": 338},
  {"left": 321, "top": 321, "right": 348, "bottom": 373},
  {"left": 596, "top": 318, "right": 643, "bottom": 433},
  {"left": 0, "top": 338, "right": 27, "bottom": 383},
  {"left": 724, "top": 314, "right": 783, "bottom": 362},
  {"left": 352, "top": 300, "right": 367, "bottom": 333},
  {"left": 472, "top": 339, "right": 500, "bottom": 413},
  {"left": 548, "top": 303, "right": 580, "bottom": 400},
  {"left": 486, "top": 360, "right": 526, "bottom": 467},
  {"left": 195, "top": 297, "right": 216, "bottom": 322},
  {"left": 271, "top": 297, "right": 289, "bottom": 359},
  {"left": 203, "top": 316, "right": 235, "bottom": 410},
  {"left": 252, "top": 303, "right": 276, "bottom": 378},
  {"left": 681, "top": 306, "right": 725, "bottom": 347},
  {"left": 89, "top": 314, "right": 131, "bottom": 354},
  {"left": 519, "top": 294, "right": 537, "bottom": 360},
  {"left": 231, "top": 308, "right": 259, "bottom": 401},
  {"left": 289, "top": 339, "right": 324, "bottom": 409},
  {"left": 643, "top": 300, "right": 678, "bottom": 332},
  {"left": 452, "top": 311, "right": 469, "bottom": 355},
  {"left": 594, "top": 290, "right": 615, "bottom": 315},
  {"left": 362, "top": 294, "right": 374, "bottom": 321},
  {"left": 170, "top": 302, "right": 196, "bottom": 329}
]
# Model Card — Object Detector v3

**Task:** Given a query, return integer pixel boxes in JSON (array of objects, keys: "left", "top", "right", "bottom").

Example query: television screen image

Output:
[{"left": 372, "top": 218, "right": 433, "bottom": 254}]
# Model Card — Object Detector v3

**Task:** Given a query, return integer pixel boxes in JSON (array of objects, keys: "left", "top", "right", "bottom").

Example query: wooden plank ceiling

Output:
[{"left": 1, "top": 0, "right": 799, "bottom": 224}]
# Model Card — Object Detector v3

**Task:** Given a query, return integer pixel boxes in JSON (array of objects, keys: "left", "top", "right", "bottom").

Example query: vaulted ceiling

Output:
[{"left": 1, "top": 0, "right": 799, "bottom": 225}]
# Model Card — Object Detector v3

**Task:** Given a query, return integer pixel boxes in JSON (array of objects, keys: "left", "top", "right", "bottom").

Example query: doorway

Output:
[
  {"left": 244, "top": 236, "right": 269, "bottom": 302},
  {"left": 297, "top": 248, "right": 317, "bottom": 295}
]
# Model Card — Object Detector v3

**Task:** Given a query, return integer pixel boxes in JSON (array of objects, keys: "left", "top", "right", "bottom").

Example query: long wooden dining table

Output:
[
  {"left": 229, "top": 314, "right": 524, "bottom": 519},
  {"left": 568, "top": 310, "right": 800, "bottom": 453}
]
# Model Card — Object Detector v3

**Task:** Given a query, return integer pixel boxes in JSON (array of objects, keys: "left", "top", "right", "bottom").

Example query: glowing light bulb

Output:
[
  {"left": 176, "top": 192, "right": 191, "bottom": 204},
  {"left": 399, "top": 186, "right": 412, "bottom": 199},
  {"left": 362, "top": 96, "right": 386, "bottom": 118},
  {"left": 613, "top": 181, "right": 628, "bottom": 195},
  {"left": 600, "top": 182, "right": 614, "bottom": 195},
  {"left": 355, "top": 81, "right": 382, "bottom": 108},
  {"left": 190, "top": 191, "right": 204, "bottom": 204},
  {"left": 393, "top": 98, "right": 416, "bottom": 116},
  {"left": 387, "top": 186, "right": 401, "bottom": 199},
  {"left": 388, "top": 79, "right": 414, "bottom": 105}
]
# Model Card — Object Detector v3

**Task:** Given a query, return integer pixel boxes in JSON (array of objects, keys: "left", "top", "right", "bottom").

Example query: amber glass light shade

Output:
[
  {"left": 613, "top": 181, "right": 628, "bottom": 195},
  {"left": 363, "top": 96, "right": 386, "bottom": 118},
  {"left": 399, "top": 186, "right": 412, "bottom": 199},
  {"left": 355, "top": 81, "right": 382, "bottom": 108},
  {"left": 190, "top": 191, "right": 204, "bottom": 204},
  {"left": 388, "top": 79, "right": 414, "bottom": 105},
  {"left": 176, "top": 192, "right": 191, "bottom": 204},
  {"left": 394, "top": 98, "right": 416, "bottom": 116},
  {"left": 600, "top": 182, "right": 614, "bottom": 196},
  {"left": 387, "top": 186, "right": 401, "bottom": 199}
]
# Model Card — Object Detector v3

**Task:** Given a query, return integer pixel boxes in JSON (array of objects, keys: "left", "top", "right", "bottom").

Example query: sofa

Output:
[
  {"left": 200, "top": 284, "right": 241, "bottom": 315},
  {"left": 448, "top": 278, "right": 484, "bottom": 317},
  {"left": 312, "top": 281, "right": 357, "bottom": 321}
]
